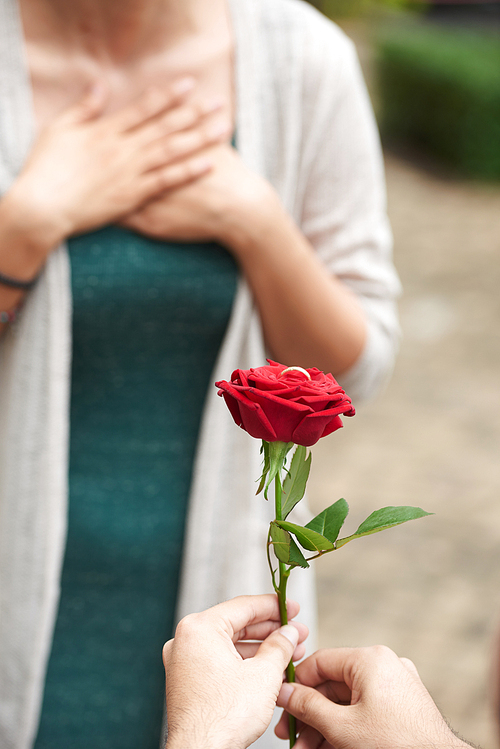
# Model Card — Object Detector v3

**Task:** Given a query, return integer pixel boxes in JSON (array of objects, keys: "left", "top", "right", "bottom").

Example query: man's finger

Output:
[
  {"left": 237, "top": 640, "right": 306, "bottom": 662},
  {"left": 205, "top": 594, "right": 299, "bottom": 638},
  {"left": 252, "top": 624, "right": 299, "bottom": 673},
  {"left": 277, "top": 682, "right": 346, "bottom": 739},
  {"left": 162, "top": 639, "right": 174, "bottom": 668},
  {"left": 316, "top": 678, "right": 352, "bottom": 705},
  {"left": 233, "top": 618, "right": 308, "bottom": 644},
  {"left": 400, "top": 656, "right": 420, "bottom": 679},
  {"left": 233, "top": 619, "right": 285, "bottom": 643},
  {"left": 294, "top": 647, "right": 366, "bottom": 689},
  {"left": 274, "top": 708, "right": 290, "bottom": 740},
  {"left": 294, "top": 723, "right": 329, "bottom": 749}
]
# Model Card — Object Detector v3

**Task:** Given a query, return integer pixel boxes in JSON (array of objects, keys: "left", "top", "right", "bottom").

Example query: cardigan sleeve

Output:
[{"left": 296, "top": 10, "right": 402, "bottom": 403}]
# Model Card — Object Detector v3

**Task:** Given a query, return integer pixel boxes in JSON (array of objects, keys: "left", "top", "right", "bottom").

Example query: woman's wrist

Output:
[
  {"left": 222, "top": 190, "right": 316, "bottom": 283},
  {"left": 0, "top": 187, "right": 66, "bottom": 277},
  {"left": 217, "top": 179, "right": 287, "bottom": 259}
]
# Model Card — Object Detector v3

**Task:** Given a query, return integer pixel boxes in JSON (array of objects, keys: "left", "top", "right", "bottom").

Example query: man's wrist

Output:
[{"left": 166, "top": 731, "right": 235, "bottom": 749}]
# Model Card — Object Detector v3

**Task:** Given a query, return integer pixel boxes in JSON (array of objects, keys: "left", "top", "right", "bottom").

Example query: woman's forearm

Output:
[
  {"left": 221, "top": 191, "right": 367, "bottom": 378},
  {"left": 0, "top": 187, "right": 63, "bottom": 330}
]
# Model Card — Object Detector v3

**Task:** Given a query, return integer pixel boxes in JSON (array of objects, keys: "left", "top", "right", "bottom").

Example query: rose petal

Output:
[
  {"left": 293, "top": 395, "right": 343, "bottom": 410},
  {"left": 218, "top": 382, "right": 277, "bottom": 441},
  {"left": 243, "top": 387, "right": 312, "bottom": 442},
  {"left": 320, "top": 414, "right": 345, "bottom": 438},
  {"left": 238, "top": 400, "right": 277, "bottom": 441},
  {"left": 219, "top": 390, "right": 245, "bottom": 428},
  {"left": 292, "top": 412, "right": 344, "bottom": 446}
]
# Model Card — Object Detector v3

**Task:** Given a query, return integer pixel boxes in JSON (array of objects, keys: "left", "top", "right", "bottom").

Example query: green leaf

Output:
[
  {"left": 306, "top": 498, "right": 349, "bottom": 544},
  {"left": 336, "top": 506, "right": 433, "bottom": 548},
  {"left": 270, "top": 522, "right": 309, "bottom": 568},
  {"left": 288, "top": 538, "right": 311, "bottom": 568},
  {"left": 276, "top": 520, "right": 334, "bottom": 552},
  {"left": 282, "top": 445, "right": 312, "bottom": 518}
]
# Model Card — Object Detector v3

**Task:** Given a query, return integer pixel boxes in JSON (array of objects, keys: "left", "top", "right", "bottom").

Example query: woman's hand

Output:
[
  {"left": 163, "top": 594, "right": 308, "bottom": 749},
  {"left": 121, "top": 142, "right": 367, "bottom": 377},
  {"left": 120, "top": 143, "right": 274, "bottom": 246},
  {"left": 275, "top": 646, "right": 473, "bottom": 749},
  {"left": 6, "top": 78, "right": 231, "bottom": 255}
]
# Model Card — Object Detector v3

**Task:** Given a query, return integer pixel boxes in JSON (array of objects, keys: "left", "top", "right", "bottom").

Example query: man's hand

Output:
[
  {"left": 164, "top": 594, "right": 308, "bottom": 749},
  {"left": 276, "top": 646, "right": 473, "bottom": 749}
]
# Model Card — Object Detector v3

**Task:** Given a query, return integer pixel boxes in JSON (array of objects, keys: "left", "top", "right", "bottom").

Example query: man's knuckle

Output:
[
  {"left": 175, "top": 612, "right": 200, "bottom": 637},
  {"left": 370, "top": 644, "right": 394, "bottom": 660},
  {"left": 400, "top": 656, "right": 415, "bottom": 668},
  {"left": 292, "top": 687, "right": 315, "bottom": 716}
]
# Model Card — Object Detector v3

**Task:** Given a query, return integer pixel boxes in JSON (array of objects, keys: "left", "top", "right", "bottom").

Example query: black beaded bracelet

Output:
[{"left": 0, "top": 269, "right": 39, "bottom": 291}]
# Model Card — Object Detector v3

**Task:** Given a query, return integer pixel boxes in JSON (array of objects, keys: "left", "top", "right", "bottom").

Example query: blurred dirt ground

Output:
[{"left": 309, "top": 150, "right": 500, "bottom": 747}]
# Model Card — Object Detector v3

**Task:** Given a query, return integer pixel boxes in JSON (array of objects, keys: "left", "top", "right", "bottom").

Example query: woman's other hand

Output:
[
  {"left": 121, "top": 143, "right": 367, "bottom": 377},
  {"left": 5, "top": 78, "right": 231, "bottom": 254},
  {"left": 276, "top": 646, "right": 473, "bottom": 749},
  {"left": 163, "top": 594, "right": 308, "bottom": 749},
  {"left": 120, "top": 143, "right": 272, "bottom": 246}
]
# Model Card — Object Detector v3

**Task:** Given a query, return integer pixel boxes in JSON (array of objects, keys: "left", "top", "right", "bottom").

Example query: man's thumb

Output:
[
  {"left": 278, "top": 681, "right": 343, "bottom": 738},
  {"left": 254, "top": 624, "right": 299, "bottom": 673}
]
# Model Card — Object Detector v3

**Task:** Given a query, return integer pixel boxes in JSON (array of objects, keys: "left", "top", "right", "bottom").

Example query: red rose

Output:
[{"left": 215, "top": 360, "right": 355, "bottom": 447}]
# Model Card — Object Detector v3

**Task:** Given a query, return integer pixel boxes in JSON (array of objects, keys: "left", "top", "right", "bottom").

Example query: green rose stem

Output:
[
  {"left": 274, "top": 469, "right": 297, "bottom": 748},
  {"left": 256, "top": 424, "right": 431, "bottom": 749}
]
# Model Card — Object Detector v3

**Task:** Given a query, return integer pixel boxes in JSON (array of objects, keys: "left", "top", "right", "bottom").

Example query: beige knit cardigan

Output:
[{"left": 0, "top": 0, "right": 401, "bottom": 746}]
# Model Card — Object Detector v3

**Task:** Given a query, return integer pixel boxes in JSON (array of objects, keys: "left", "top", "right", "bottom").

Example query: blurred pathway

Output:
[{"left": 309, "top": 153, "right": 500, "bottom": 748}]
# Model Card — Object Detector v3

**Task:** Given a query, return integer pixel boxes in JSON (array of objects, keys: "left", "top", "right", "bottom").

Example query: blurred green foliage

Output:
[
  {"left": 309, "top": 0, "right": 416, "bottom": 19},
  {"left": 377, "top": 23, "right": 500, "bottom": 179}
]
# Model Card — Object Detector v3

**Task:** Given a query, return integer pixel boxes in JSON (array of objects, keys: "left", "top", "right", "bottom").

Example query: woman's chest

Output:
[{"left": 22, "top": 22, "right": 235, "bottom": 131}]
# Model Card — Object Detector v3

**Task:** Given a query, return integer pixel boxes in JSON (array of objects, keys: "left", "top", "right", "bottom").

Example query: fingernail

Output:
[
  {"left": 280, "top": 624, "right": 299, "bottom": 647},
  {"left": 278, "top": 682, "right": 295, "bottom": 708},
  {"left": 173, "top": 77, "right": 195, "bottom": 95}
]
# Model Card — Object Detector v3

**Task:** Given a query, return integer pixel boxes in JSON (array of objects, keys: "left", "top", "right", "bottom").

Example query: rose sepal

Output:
[{"left": 257, "top": 440, "right": 293, "bottom": 500}]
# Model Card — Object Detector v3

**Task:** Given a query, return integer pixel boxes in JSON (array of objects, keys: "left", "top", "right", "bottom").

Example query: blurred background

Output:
[{"left": 304, "top": 1, "right": 500, "bottom": 747}]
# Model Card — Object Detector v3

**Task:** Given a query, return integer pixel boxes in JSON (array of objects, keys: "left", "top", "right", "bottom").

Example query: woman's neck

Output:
[{"left": 20, "top": 0, "right": 215, "bottom": 63}]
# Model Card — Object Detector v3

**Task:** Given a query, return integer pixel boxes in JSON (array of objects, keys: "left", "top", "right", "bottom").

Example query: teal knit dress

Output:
[{"left": 34, "top": 226, "right": 238, "bottom": 749}]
